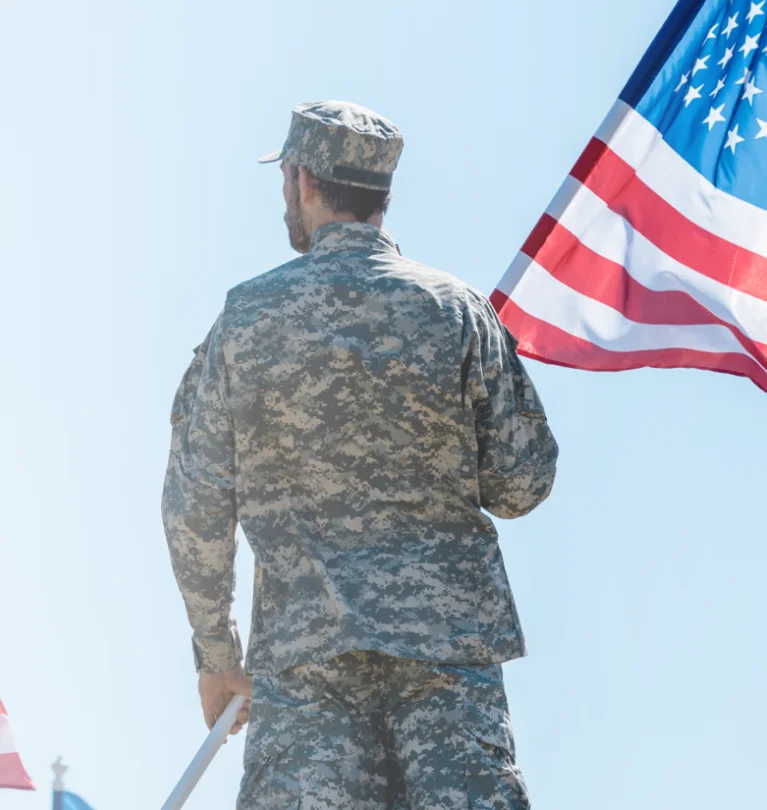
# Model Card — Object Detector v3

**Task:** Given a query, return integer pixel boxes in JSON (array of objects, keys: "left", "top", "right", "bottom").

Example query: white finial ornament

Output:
[{"left": 52, "top": 757, "right": 68, "bottom": 790}]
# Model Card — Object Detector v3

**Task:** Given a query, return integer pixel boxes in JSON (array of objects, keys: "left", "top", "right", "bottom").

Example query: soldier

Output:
[{"left": 162, "top": 100, "right": 559, "bottom": 809}]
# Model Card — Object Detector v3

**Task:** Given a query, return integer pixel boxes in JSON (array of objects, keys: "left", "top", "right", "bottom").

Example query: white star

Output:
[
  {"left": 674, "top": 71, "right": 690, "bottom": 92},
  {"left": 723, "top": 12, "right": 740, "bottom": 38},
  {"left": 739, "top": 33, "right": 760, "bottom": 57},
  {"left": 692, "top": 55, "right": 710, "bottom": 76},
  {"left": 702, "top": 104, "right": 727, "bottom": 130},
  {"left": 735, "top": 67, "right": 754, "bottom": 85},
  {"left": 706, "top": 23, "right": 719, "bottom": 41},
  {"left": 684, "top": 84, "right": 704, "bottom": 106},
  {"left": 718, "top": 46, "right": 735, "bottom": 68},
  {"left": 743, "top": 77, "right": 763, "bottom": 104},
  {"left": 755, "top": 118, "right": 767, "bottom": 139},
  {"left": 724, "top": 124, "right": 745, "bottom": 153},
  {"left": 746, "top": 1, "right": 765, "bottom": 23},
  {"left": 710, "top": 77, "right": 727, "bottom": 98}
]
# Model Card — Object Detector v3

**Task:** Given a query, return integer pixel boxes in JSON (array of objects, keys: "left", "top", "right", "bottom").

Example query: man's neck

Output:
[{"left": 308, "top": 209, "right": 383, "bottom": 239}]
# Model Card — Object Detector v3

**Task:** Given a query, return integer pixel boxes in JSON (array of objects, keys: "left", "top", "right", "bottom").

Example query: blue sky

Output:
[{"left": 1, "top": 1, "right": 765, "bottom": 808}]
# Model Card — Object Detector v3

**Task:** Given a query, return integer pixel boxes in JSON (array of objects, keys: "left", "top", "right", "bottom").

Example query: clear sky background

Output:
[{"left": 1, "top": 1, "right": 765, "bottom": 808}]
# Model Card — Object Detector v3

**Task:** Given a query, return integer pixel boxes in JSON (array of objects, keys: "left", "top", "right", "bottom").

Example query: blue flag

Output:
[{"left": 53, "top": 790, "right": 96, "bottom": 810}]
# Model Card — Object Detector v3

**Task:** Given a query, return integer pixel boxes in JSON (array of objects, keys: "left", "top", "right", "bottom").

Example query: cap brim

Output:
[{"left": 258, "top": 150, "right": 283, "bottom": 164}]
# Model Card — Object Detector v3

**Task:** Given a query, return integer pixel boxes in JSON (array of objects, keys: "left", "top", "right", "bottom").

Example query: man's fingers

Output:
[
  {"left": 227, "top": 669, "right": 253, "bottom": 696},
  {"left": 198, "top": 666, "right": 251, "bottom": 733},
  {"left": 202, "top": 695, "right": 228, "bottom": 731},
  {"left": 203, "top": 697, "right": 249, "bottom": 732}
]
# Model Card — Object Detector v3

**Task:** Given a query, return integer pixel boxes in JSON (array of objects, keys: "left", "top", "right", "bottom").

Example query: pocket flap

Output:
[
  {"left": 463, "top": 702, "right": 514, "bottom": 755},
  {"left": 243, "top": 723, "right": 297, "bottom": 766},
  {"left": 170, "top": 336, "right": 212, "bottom": 425}
]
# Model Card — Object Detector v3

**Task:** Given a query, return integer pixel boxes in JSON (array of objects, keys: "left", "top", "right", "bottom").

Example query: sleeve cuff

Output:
[{"left": 192, "top": 625, "right": 243, "bottom": 674}]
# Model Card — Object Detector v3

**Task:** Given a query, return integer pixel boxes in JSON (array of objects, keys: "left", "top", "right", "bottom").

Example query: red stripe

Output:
[
  {"left": 569, "top": 138, "right": 767, "bottom": 303},
  {"left": 0, "top": 753, "right": 36, "bottom": 791},
  {"left": 520, "top": 212, "right": 558, "bottom": 259},
  {"left": 523, "top": 214, "right": 767, "bottom": 367},
  {"left": 491, "top": 292, "right": 767, "bottom": 394}
]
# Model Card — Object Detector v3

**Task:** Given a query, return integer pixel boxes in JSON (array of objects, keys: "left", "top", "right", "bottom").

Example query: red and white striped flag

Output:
[
  {"left": 493, "top": 0, "right": 767, "bottom": 393},
  {"left": 0, "top": 699, "right": 35, "bottom": 791}
]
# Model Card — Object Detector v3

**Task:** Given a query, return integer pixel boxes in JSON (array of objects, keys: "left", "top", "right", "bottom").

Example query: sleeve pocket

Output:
[
  {"left": 170, "top": 342, "right": 208, "bottom": 426},
  {"left": 504, "top": 329, "right": 546, "bottom": 420}
]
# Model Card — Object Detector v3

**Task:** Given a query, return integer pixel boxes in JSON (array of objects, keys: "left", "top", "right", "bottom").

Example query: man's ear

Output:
[{"left": 298, "top": 167, "right": 316, "bottom": 204}]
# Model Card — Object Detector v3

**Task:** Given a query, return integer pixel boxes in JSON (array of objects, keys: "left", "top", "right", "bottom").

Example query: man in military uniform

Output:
[{"left": 162, "top": 100, "right": 558, "bottom": 809}]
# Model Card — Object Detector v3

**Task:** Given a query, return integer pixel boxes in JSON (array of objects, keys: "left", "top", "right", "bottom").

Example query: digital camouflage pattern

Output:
[
  {"left": 162, "top": 221, "right": 558, "bottom": 676},
  {"left": 238, "top": 650, "right": 530, "bottom": 810},
  {"left": 258, "top": 101, "right": 403, "bottom": 191}
]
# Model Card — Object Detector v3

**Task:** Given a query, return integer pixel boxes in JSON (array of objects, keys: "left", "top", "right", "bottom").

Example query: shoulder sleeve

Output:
[
  {"left": 463, "top": 295, "right": 559, "bottom": 519},
  {"left": 161, "top": 311, "right": 242, "bottom": 673}
]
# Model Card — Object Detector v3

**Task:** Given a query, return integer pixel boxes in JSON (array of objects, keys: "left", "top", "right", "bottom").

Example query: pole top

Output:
[{"left": 52, "top": 757, "right": 68, "bottom": 790}]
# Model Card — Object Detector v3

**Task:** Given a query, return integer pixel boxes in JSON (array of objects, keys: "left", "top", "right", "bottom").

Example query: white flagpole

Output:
[{"left": 160, "top": 694, "right": 248, "bottom": 810}]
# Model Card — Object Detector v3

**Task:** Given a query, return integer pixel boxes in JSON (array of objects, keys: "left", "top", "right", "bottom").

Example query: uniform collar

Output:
[{"left": 309, "top": 221, "right": 400, "bottom": 255}]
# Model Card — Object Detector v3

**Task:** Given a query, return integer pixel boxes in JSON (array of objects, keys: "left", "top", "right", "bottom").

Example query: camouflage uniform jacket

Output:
[{"left": 162, "top": 222, "right": 559, "bottom": 675}]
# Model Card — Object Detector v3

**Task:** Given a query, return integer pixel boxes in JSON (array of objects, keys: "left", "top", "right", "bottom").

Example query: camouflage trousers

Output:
[{"left": 238, "top": 651, "right": 530, "bottom": 809}]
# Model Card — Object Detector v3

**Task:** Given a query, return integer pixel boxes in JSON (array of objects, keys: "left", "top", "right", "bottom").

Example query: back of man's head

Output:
[{"left": 287, "top": 163, "right": 391, "bottom": 222}]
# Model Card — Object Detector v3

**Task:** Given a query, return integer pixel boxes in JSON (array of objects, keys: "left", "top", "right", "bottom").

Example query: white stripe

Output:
[
  {"left": 509, "top": 261, "right": 759, "bottom": 357},
  {"left": 498, "top": 252, "right": 534, "bottom": 295},
  {"left": 494, "top": 176, "right": 592, "bottom": 296},
  {"left": 494, "top": 176, "right": 767, "bottom": 346},
  {"left": 0, "top": 716, "right": 18, "bottom": 755},
  {"left": 596, "top": 101, "right": 767, "bottom": 259},
  {"left": 554, "top": 179, "right": 767, "bottom": 344}
]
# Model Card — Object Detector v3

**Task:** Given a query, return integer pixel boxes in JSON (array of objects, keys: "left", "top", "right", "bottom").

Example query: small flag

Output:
[
  {"left": 51, "top": 759, "right": 95, "bottom": 810},
  {"left": 493, "top": 0, "right": 767, "bottom": 392},
  {"left": 0, "top": 698, "right": 35, "bottom": 790},
  {"left": 53, "top": 791, "right": 96, "bottom": 810}
]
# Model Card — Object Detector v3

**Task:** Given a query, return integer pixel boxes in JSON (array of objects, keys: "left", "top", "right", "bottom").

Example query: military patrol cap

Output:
[{"left": 259, "top": 100, "right": 403, "bottom": 192}]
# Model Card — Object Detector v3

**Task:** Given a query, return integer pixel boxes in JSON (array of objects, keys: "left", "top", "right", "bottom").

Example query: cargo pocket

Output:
[
  {"left": 464, "top": 704, "right": 530, "bottom": 810},
  {"left": 238, "top": 729, "right": 300, "bottom": 810}
]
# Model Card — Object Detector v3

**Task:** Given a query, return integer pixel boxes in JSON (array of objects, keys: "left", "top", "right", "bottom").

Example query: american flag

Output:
[
  {"left": 493, "top": 0, "right": 767, "bottom": 393},
  {"left": 0, "top": 698, "right": 35, "bottom": 791}
]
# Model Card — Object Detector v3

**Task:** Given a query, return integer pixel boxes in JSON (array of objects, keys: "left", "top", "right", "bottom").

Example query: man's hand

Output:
[{"left": 198, "top": 664, "right": 252, "bottom": 737}]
